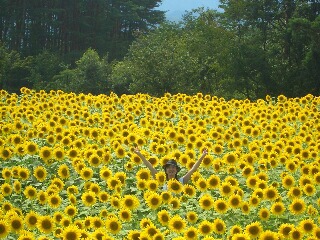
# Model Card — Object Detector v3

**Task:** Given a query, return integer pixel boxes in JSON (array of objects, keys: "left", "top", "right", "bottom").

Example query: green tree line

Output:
[{"left": 0, "top": 0, "right": 319, "bottom": 99}]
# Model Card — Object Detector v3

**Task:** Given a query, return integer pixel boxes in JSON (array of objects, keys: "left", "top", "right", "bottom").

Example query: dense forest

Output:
[{"left": 0, "top": 0, "right": 319, "bottom": 100}]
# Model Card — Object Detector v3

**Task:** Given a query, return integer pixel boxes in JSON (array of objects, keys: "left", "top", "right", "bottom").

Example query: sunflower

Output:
[
  {"left": 146, "top": 179, "right": 158, "bottom": 191},
  {"left": 167, "top": 178, "right": 183, "bottom": 194},
  {"left": 51, "top": 177, "right": 64, "bottom": 191},
  {"left": 1, "top": 183, "right": 12, "bottom": 196},
  {"left": 299, "top": 219, "right": 315, "bottom": 234},
  {"left": 199, "top": 193, "right": 214, "bottom": 210},
  {"left": 136, "top": 168, "right": 151, "bottom": 181},
  {"left": 195, "top": 177, "right": 208, "bottom": 191},
  {"left": 245, "top": 221, "right": 263, "bottom": 239},
  {"left": 289, "top": 198, "right": 306, "bottom": 215},
  {"left": 161, "top": 191, "right": 172, "bottom": 203},
  {"left": 88, "top": 153, "right": 101, "bottom": 167},
  {"left": 290, "top": 227, "right": 304, "bottom": 240},
  {"left": 144, "top": 223, "right": 159, "bottom": 237},
  {"left": 36, "top": 216, "right": 54, "bottom": 234},
  {"left": 157, "top": 209, "right": 170, "bottom": 226},
  {"left": 25, "top": 141, "right": 38, "bottom": 155},
  {"left": 1, "top": 168, "right": 11, "bottom": 180},
  {"left": 98, "top": 191, "right": 109, "bottom": 203},
  {"left": 169, "top": 197, "right": 180, "bottom": 210},
  {"left": 207, "top": 174, "right": 220, "bottom": 189},
  {"left": 127, "top": 230, "right": 141, "bottom": 240},
  {"left": 281, "top": 174, "right": 295, "bottom": 189},
  {"left": 9, "top": 215, "right": 24, "bottom": 233},
  {"left": 186, "top": 211, "right": 198, "bottom": 224},
  {"left": 33, "top": 166, "right": 47, "bottom": 182},
  {"left": 224, "top": 152, "right": 238, "bottom": 165},
  {"left": 246, "top": 175, "right": 259, "bottom": 189},
  {"left": 313, "top": 227, "right": 320, "bottom": 239},
  {"left": 39, "top": 146, "right": 52, "bottom": 161},
  {"left": 24, "top": 185, "right": 37, "bottom": 200},
  {"left": 231, "top": 233, "right": 250, "bottom": 240},
  {"left": 288, "top": 186, "right": 303, "bottom": 199},
  {"left": 110, "top": 195, "right": 121, "bottom": 209},
  {"left": 67, "top": 185, "right": 79, "bottom": 195},
  {"left": 259, "top": 230, "right": 279, "bottom": 240},
  {"left": 242, "top": 165, "right": 254, "bottom": 178},
  {"left": 37, "top": 190, "right": 48, "bottom": 205},
  {"left": 198, "top": 220, "right": 213, "bottom": 236},
  {"left": 184, "top": 226, "right": 198, "bottom": 240},
  {"left": 263, "top": 186, "right": 279, "bottom": 201},
  {"left": 118, "top": 208, "right": 132, "bottom": 222},
  {"left": 228, "top": 194, "right": 242, "bottom": 208},
  {"left": 13, "top": 180, "right": 21, "bottom": 193},
  {"left": 169, "top": 215, "right": 186, "bottom": 234},
  {"left": 24, "top": 211, "right": 38, "bottom": 229},
  {"left": 0, "top": 219, "right": 10, "bottom": 238},
  {"left": 146, "top": 192, "right": 162, "bottom": 210},
  {"left": 183, "top": 184, "right": 196, "bottom": 197},
  {"left": 314, "top": 172, "right": 320, "bottom": 185},
  {"left": 53, "top": 147, "right": 65, "bottom": 161},
  {"left": 106, "top": 216, "right": 122, "bottom": 234},
  {"left": 17, "top": 230, "right": 35, "bottom": 240},
  {"left": 219, "top": 182, "right": 234, "bottom": 197},
  {"left": 0, "top": 147, "right": 12, "bottom": 160},
  {"left": 83, "top": 216, "right": 92, "bottom": 229},
  {"left": 303, "top": 183, "right": 316, "bottom": 196},
  {"left": 259, "top": 208, "right": 270, "bottom": 221},
  {"left": 57, "top": 164, "right": 70, "bottom": 179},
  {"left": 278, "top": 223, "right": 294, "bottom": 239},
  {"left": 299, "top": 175, "right": 312, "bottom": 187},
  {"left": 89, "top": 183, "right": 100, "bottom": 195},
  {"left": 122, "top": 194, "right": 140, "bottom": 210},
  {"left": 60, "top": 216, "right": 71, "bottom": 228},
  {"left": 47, "top": 194, "right": 62, "bottom": 208},
  {"left": 99, "top": 166, "right": 112, "bottom": 181},
  {"left": 155, "top": 171, "right": 166, "bottom": 185},
  {"left": 140, "top": 217, "right": 153, "bottom": 229},
  {"left": 113, "top": 172, "right": 126, "bottom": 185},
  {"left": 212, "top": 218, "right": 226, "bottom": 235},
  {"left": 136, "top": 179, "right": 147, "bottom": 190},
  {"left": 18, "top": 167, "right": 30, "bottom": 180},
  {"left": 61, "top": 224, "right": 81, "bottom": 240},
  {"left": 115, "top": 145, "right": 126, "bottom": 158},
  {"left": 64, "top": 205, "right": 77, "bottom": 218},
  {"left": 90, "top": 216, "right": 103, "bottom": 229},
  {"left": 80, "top": 167, "right": 93, "bottom": 181},
  {"left": 81, "top": 191, "right": 96, "bottom": 207},
  {"left": 212, "top": 198, "right": 228, "bottom": 214},
  {"left": 74, "top": 219, "right": 84, "bottom": 230},
  {"left": 230, "top": 225, "right": 242, "bottom": 235}
]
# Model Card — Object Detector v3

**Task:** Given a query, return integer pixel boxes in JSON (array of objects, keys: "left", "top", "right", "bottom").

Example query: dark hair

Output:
[{"left": 163, "top": 159, "right": 180, "bottom": 180}]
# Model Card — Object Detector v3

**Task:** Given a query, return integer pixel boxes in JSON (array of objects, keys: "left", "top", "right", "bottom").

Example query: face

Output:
[{"left": 165, "top": 165, "right": 178, "bottom": 179}]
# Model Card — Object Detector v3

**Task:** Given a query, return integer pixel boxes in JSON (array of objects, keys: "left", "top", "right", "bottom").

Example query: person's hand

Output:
[
  {"left": 133, "top": 146, "right": 140, "bottom": 153},
  {"left": 202, "top": 148, "right": 208, "bottom": 156}
]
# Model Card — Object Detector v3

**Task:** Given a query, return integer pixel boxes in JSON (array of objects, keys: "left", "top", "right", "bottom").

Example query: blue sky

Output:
[{"left": 157, "top": 0, "right": 221, "bottom": 21}]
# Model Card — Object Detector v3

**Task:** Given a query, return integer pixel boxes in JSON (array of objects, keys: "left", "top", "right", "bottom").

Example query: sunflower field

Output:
[{"left": 0, "top": 87, "right": 319, "bottom": 240}]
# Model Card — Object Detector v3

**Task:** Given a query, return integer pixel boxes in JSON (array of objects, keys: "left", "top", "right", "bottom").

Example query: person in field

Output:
[{"left": 134, "top": 146, "right": 208, "bottom": 189}]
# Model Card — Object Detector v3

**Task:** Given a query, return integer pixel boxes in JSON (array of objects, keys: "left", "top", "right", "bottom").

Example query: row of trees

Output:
[
  {"left": 0, "top": 0, "right": 164, "bottom": 61},
  {"left": 1, "top": 0, "right": 320, "bottom": 99}
]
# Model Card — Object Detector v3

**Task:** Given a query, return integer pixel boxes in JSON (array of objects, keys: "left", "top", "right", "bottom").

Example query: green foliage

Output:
[
  {"left": 1, "top": 1, "right": 320, "bottom": 98},
  {"left": 111, "top": 13, "right": 234, "bottom": 97},
  {"left": 0, "top": 44, "right": 32, "bottom": 93},
  {"left": 0, "top": 0, "right": 165, "bottom": 61},
  {"left": 51, "top": 49, "right": 112, "bottom": 94},
  {"left": 26, "top": 51, "right": 65, "bottom": 91}
]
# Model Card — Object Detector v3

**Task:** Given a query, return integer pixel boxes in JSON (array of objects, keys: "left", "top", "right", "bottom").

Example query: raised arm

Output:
[
  {"left": 134, "top": 147, "right": 158, "bottom": 178},
  {"left": 182, "top": 148, "right": 208, "bottom": 184}
]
